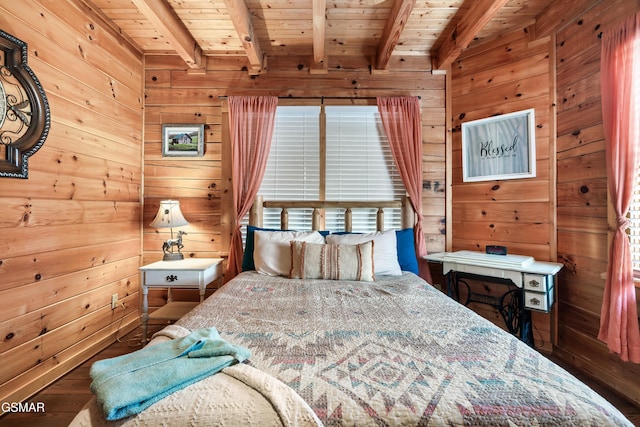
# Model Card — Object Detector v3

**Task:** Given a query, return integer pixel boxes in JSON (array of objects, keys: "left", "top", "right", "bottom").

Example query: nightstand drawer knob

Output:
[
  {"left": 166, "top": 274, "right": 178, "bottom": 282},
  {"left": 528, "top": 279, "right": 540, "bottom": 287},
  {"left": 529, "top": 297, "right": 541, "bottom": 306}
]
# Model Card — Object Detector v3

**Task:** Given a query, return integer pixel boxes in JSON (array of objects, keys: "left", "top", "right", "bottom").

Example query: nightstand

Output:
[{"left": 139, "top": 258, "right": 223, "bottom": 343}]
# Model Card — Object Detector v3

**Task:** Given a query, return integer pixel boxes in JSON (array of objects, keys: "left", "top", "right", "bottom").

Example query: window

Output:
[
  {"left": 631, "top": 180, "right": 640, "bottom": 274},
  {"left": 324, "top": 106, "right": 404, "bottom": 231},
  {"left": 630, "top": 167, "right": 640, "bottom": 279},
  {"left": 246, "top": 104, "right": 405, "bottom": 234},
  {"left": 626, "top": 28, "right": 640, "bottom": 279},
  {"left": 259, "top": 106, "right": 320, "bottom": 230}
]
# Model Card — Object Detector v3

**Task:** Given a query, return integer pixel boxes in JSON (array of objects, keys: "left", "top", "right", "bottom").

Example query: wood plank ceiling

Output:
[{"left": 89, "top": 0, "right": 557, "bottom": 73}]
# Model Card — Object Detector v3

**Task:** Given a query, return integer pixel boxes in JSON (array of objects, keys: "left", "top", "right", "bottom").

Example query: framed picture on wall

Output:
[
  {"left": 461, "top": 109, "right": 536, "bottom": 182},
  {"left": 162, "top": 124, "right": 205, "bottom": 157}
]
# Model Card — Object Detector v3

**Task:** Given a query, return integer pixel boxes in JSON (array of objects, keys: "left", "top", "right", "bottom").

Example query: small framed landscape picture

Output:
[
  {"left": 461, "top": 109, "right": 536, "bottom": 182},
  {"left": 162, "top": 124, "right": 205, "bottom": 157}
]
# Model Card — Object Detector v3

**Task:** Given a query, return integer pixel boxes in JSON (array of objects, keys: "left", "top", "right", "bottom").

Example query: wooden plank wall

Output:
[
  {"left": 142, "top": 54, "right": 447, "bottom": 308},
  {"left": 450, "top": 28, "right": 556, "bottom": 352},
  {"left": 0, "top": 0, "right": 143, "bottom": 407},
  {"left": 452, "top": 0, "right": 640, "bottom": 404},
  {"left": 546, "top": 0, "right": 640, "bottom": 406}
]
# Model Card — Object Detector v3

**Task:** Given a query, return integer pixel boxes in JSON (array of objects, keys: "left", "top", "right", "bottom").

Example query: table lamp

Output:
[{"left": 150, "top": 200, "right": 189, "bottom": 261}]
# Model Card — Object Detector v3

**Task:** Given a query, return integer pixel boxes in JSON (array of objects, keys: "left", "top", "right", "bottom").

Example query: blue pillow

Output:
[
  {"left": 395, "top": 228, "right": 419, "bottom": 275},
  {"left": 242, "top": 225, "right": 287, "bottom": 271}
]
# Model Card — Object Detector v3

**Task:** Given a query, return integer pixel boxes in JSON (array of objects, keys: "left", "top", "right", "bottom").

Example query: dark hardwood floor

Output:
[
  {"left": 545, "top": 354, "right": 640, "bottom": 426},
  {"left": 0, "top": 325, "right": 160, "bottom": 427},
  {"left": 1, "top": 326, "right": 638, "bottom": 426}
]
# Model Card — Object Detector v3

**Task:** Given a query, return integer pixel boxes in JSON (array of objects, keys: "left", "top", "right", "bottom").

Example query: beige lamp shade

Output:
[{"left": 150, "top": 200, "right": 189, "bottom": 228}]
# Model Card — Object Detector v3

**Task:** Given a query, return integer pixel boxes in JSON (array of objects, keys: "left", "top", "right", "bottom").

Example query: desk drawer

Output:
[
  {"left": 145, "top": 270, "right": 201, "bottom": 287},
  {"left": 524, "top": 287, "right": 554, "bottom": 312},
  {"left": 523, "top": 274, "right": 551, "bottom": 292}
]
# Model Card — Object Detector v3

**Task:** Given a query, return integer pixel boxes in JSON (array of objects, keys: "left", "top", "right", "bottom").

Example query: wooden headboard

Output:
[{"left": 249, "top": 195, "right": 415, "bottom": 232}]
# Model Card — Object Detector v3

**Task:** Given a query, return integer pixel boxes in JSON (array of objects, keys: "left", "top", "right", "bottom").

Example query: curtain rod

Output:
[{"left": 217, "top": 95, "right": 421, "bottom": 100}]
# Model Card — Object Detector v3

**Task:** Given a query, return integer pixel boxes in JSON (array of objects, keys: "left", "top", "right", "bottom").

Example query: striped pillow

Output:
[{"left": 290, "top": 241, "right": 375, "bottom": 282}]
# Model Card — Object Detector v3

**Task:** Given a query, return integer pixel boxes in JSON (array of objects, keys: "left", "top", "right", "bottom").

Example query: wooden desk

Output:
[
  {"left": 425, "top": 251, "right": 563, "bottom": 345},
  {"left": 139, "top": 258, "right": 223, "bottom": 343}
]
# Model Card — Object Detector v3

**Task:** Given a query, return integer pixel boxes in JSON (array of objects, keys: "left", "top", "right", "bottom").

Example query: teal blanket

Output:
[{"left": 90, "top": 328, "right": 251, "bottom": 421}]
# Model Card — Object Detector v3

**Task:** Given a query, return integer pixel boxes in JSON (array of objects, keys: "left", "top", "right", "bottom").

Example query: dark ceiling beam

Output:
[
  {"left": 131, "top": 0, "right": 203, "bottom": 69},
  {"left": 374, "top": 0, "right": 417, "bottom": 71},
  {"left": 310, "top": 0, "right": 327, "bottom": 74},
  {"left": 223, "top": 0, "right": 266, "bottom": 74},
  {"left": 431, "top": 0, "right": 509, "bottom": 70}
]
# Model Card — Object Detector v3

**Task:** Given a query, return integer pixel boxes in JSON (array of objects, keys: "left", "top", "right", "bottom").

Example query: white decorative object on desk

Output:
[{"left": 442, "top": 250, "right": 534, "bottom": 269}]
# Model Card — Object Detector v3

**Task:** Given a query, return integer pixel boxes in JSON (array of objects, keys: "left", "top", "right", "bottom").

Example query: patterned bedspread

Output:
[{"left": 168, "top": 271, "right": 632, "bottom": 426}]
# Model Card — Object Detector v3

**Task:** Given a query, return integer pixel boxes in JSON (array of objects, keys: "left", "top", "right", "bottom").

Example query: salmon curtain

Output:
[
  {"left": 598, "top": 12, "right": 640, "bottom": 363},
  {"left": 226, "top": 96, "right": 278, "bottom": 281},
  {"left": 377, "top": 96, "right": 432, "bottom": 283}
]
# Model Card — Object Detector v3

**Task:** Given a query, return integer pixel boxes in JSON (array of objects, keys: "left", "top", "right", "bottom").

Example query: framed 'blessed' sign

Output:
[{"left": 461, "top": 109, "right": 536, "bottom": 182}]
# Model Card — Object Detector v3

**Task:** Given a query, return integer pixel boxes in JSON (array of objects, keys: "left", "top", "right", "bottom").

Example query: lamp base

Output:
[{"left": 163, "top": 252, "right": 184, "bottom": 261}]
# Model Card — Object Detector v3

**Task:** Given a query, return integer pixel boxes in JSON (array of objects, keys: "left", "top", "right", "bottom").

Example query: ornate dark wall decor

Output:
[{"left": 0, "top": 30, "right": 50, "bottom": 179}]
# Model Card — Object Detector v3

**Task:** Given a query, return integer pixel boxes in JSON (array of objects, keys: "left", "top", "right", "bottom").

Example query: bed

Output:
[{"left": 70, "top": 199, "right": 634, "bottom": 427}]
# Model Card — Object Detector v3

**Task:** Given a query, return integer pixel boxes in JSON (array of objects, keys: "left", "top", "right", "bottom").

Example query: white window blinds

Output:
[
  {"left": 324, "top": 106, "right": 404, "bottom": 232},
  {"left": 631, "top": 171, "right": 640, "bottom": 272},
  {"left": 627, "top": 36, "right": 640, "bottom": 274},
  {"left": 247, "top": 104, "right": 405, "bottom": 235},
  {"left": 261, "top": 106, "right": 321, "bottom": 198},
  {"left": 259, "top": 106, "right": 321, "bottom": 230}
]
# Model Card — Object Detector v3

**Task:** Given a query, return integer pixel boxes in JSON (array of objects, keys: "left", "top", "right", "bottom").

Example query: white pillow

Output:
[
  {"left": 253, "top": 230, "right": 325, "bottom": 276},
  {"left": 326, "top": 230, "right": 402, "bottom": 276}
]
